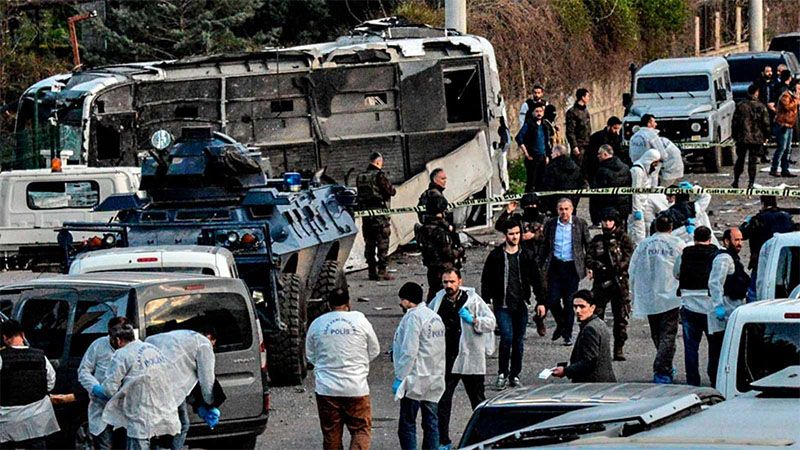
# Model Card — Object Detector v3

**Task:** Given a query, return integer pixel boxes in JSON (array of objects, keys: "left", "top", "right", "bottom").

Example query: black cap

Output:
[
  {"left": 398, "top": 282, "right": 424, "bottom": 304},
  {"left": 600, "top": 207, "right": 619, "bottom": 223}
]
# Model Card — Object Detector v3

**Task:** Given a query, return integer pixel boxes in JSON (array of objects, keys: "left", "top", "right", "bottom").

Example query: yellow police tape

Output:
[{"left": 354, "top": 186, "right": 800, "bottom": 218}]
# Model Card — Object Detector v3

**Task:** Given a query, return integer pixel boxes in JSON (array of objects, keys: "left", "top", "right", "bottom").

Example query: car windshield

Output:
[
  {"left": 636, "top": 75, "right": 709, "bottom": 93},
  {"left": 728, "top": 58, "right": 782, "bottom": 83},
  {"left": 736, "top": 322, "right": 800, "bottom": 393}
]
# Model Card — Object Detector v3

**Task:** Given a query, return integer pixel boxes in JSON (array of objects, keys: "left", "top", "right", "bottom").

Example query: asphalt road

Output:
[{"left": 0, "top": 163, "right": 797, "bottom": 449}]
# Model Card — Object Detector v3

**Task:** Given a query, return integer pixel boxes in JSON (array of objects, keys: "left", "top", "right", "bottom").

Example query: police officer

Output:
[
  {"left": 0, "top": 319, "right": 60, "bottom": 449},
  {"left": 357, "top": 152, "right": 397, "bottom": 281},
  {"left": 417, "top": 195, "right": 464, "bottom": 301},
  {"left": 417, "top": 168, "right": 447, "bottom": 224},
  {"left": 585, "top": 208, "right": 634, "bottom": 361}
]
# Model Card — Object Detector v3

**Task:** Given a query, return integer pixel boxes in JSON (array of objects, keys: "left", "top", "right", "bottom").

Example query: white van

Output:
[
  {"left": 756, "top": 232, "right": 800, "bottom": 301},
  {"left": 68, "top": 245, "right": 238, "bottom": 277}
]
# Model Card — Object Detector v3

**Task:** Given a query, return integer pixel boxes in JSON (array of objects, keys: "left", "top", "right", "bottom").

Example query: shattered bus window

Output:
[{"left": 444, "top": 66, "right": 483, "bottom": 123}]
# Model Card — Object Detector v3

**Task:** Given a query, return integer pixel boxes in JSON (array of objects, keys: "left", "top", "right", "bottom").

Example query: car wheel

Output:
[{"left": 266, "top": 273, "right": 307, "bottom": 386}]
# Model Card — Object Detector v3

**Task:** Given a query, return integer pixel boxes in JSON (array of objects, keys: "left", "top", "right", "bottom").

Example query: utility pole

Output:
[
  {"left": 67, "top": 10, "right": 97, "bottom": 70},
  {"left": 445, "top": 0, "right": 466, "bottom": 34},
  {"left": 749, "top": 0, "right": 764, "bottom": 51}
]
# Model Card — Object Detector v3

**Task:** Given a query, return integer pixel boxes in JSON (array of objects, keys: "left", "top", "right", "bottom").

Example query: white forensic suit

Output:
[
  {"left": 100, "top": 340, "right": 181, "bottom": 440},
  {"left": 145, "top": 330, "right": 215, "bottom": 405},
  {"left": 78, "top": 336, "right": 116, "bottom": 438},
  {"left": 428, "top": 287, "right": 496, "bottom": 375},
  {"left": 659, "top": 137, "right": 685, "bottom": 187},
  {"left": 0, "top": 347, "right": 59, "bottom": 444},
  {"left": 392, "top": 302, "right": 446, "bottom": 402},
  {"left": 629, "top": 127, "right": 667, "bottom": 165},
  {"left": 629, "top": 232, "right": 686, "bottom": 319},
  {"left": 305, "top": 310, "right": 380, "bottom": 397},
  {"left": 628, "top": 149, "right": 667, "bottom": 245},
  {"left": 708, "top": 252, "right": 746, "bottom": 334}
]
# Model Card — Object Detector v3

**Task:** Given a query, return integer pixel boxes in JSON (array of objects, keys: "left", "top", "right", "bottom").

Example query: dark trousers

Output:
[
  {"left": 497, "top": 306, "right": 528, "bottom": 378},
  {"left": 0, "top": 437, "right": 47, "bottom": 450},
  {"left": 733, "top": 143, "right": 761, "bottom": 184},
  {"left": 398, "top": 398, "right": 438, "bottom": 450},
  {"left": 524, "top": 153, "right": 546, "bottom": 193},
  {"left": 437, "top": 372, "right": 485, "bottom": 446},
  {"left": 593, "top": 286, "right": 630, "bottom": 350},
  {"left": 316, "top": 394, "right": 372, "bottom": 450},
  {"left": 707, "top": 332, "right": 725, "bottom": 388},
  {"left": 363, "top": 217, "right": 390, "bottom": 274},
  {"left": 547, "top": 260, "right": 579, "bottom": 339},
  {"left": 426, "top": 266, "right": 445, "bottom": 301},
  {"left": 681, "top": 307, "right": 711, "bottom": 386},
  {"left": 647, "top": 307, "right": 679, "bottom": 377}
]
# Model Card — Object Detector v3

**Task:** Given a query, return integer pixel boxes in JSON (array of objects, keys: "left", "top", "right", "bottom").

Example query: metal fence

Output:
[
  {"left": 0, "top": 127, "right": 53, "bottom": 170},
  {"left": 697, "top": 0, "right": 749, "bottom": 53}
]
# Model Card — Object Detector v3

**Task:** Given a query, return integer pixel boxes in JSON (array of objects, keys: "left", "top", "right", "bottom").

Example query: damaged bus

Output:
[{"left": 9, "top": 18, "right": 508, "bottom": 253}]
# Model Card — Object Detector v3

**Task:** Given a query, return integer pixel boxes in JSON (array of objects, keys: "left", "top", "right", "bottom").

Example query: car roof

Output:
[
  {"left": 637, "top": 57, "right": 727, "bottom": 76},
  {"left": 725, "top": 51, "right": 790, "bottom": 60},
  {"left": 773, "top": 32, "right": 800, "bottom": 39},
  {"left": 0, "top": 272, "right": 218, "bottom": 289},
  {"left": 74, "top": 245, "right": 231, "bottom": 260},
  {"left": 732, "top": 298, "right": 800, "bottom": 321},
  {"left": 479, "top": 383, "right": 721, "bottom": 408},
  {"left": 766, "top": 231, "right": 800, "bottom": 247}
]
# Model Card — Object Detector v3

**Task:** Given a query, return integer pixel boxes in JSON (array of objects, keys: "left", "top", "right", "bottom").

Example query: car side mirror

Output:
[
  {"left": 716, "top": 88, "right": 727, "bottom": 102},
  {"left": 622, "top": 93, "right": 632, "bottom": 108}
]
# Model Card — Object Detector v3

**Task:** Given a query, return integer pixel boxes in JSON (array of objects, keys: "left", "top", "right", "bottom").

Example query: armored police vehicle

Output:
[
  {"left": 11, "top": 17, "right": 508, "bottom": 257},
  {"left": 57, "top": 127, "right": 357, "bottom": 385},
  {"left": 622, "top": 57, "right": 735, "bottom": 173}
]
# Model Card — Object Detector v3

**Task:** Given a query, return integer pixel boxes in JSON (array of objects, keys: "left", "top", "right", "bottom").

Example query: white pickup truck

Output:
[
  {"left": 0, "top": 166, "right": 139, "bottom": 269},
  {"left": 756, "top": 231, "right": 800, "bottom": 301}
]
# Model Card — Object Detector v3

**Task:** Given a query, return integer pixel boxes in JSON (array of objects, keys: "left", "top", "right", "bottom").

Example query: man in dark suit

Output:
[
  {"left": 537, "top": 198, "right": 591, "bottom": 346},
  {"left": 552, "top": 290, "right": 616, "bottom": 382}
]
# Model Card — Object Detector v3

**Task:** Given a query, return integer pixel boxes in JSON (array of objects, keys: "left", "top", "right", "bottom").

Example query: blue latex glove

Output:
[
  {"left": 686, "top": 218, "right": 696, "bottom": 235},
  {"left": 91, "top": 384, "right": 109, "bottom": 402},
  {"left": 743, "top": 215, "right": 752, "bottom": 224},
  {"left": 714, "top": 306, "right": 726, "bottom": 321},
  {"left": 198, "top": 406, "right": 221, "bottom": 429},
  {"left": 678, "top": 181, "right": 694, "bottom": 190},
  {"left": 633, "top": 211, "right": 643, "bottom": 221},
  {"left": 392, "top": 378, "right": 402, "bottom": 396},
  {"left": 459, "top": 306, "right": 474, "bottom": 324}
]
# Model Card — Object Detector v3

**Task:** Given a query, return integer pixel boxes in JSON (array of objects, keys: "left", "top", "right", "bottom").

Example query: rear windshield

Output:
[
  {"left": 728, "top": 58, "right": 783, "bottom": 83},
  {"left": 92, "top": 267, "right": 216, "bottom": 275},
  {"left": 3, "top": 286, "right": 131, "bottom": 359},
  {"left": 774, "top": 246, "right": 800, "bottom": 298},
  {"left": 461, "top": 406, "right": 586, "bottom": 446},
  {"left": 637, "top": 75, "right": 709, "bottom": 93},
  {"left": 144, "top": 292, "right": 252, "bottom": 352},
  {"left": 27, "top": 181, "right": 100, "bottom": 209},
  {"left": 736, "top": 322, "right": 800, "bottom": 392},
  {"left": 769, "top": 38, "right": 798, "bottom": 54}
]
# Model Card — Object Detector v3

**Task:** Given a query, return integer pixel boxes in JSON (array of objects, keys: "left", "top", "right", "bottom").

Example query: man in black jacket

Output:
[
  {"left": 417, "top": 196, "right": 464, "bottom": 300},
  {"left": 541, "top": 145, "right": 586, "bottom": 215},
  {"left": 732, "top": 84, "right": 771, "bottom": 188},
  {"left": 481, "top": 220, "right": 545, "bottom": 389},
  {"left": 417, "top": 168, "right": 447, "bottom": 224},
  {"left": 583, "top": 116, "right": 624, "bottom": 183},
  {"left": 356, "top": 152, "right": 397, "bottom": 280},
  {"left": 565, "top": 88, "right": 592, "bottom": 167},
  {"left": 552, "top": 290, "right": 616, "bottom": 383},
  {"left": 539, "top": 198, "right": 591, "bottom": 346},
  {"left": 589, "top": 145, "right": 631, "bottom": 226}
]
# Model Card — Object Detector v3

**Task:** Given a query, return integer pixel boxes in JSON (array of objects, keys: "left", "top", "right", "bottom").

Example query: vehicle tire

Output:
[
  {"left": 307, "top": 260, "right": 347, "bottom": 324},
  {"left": 721, "top": 144, "right": 734, "bottom": 166},
  {"left": 266, "top": 273, "right": 307, "bottom": 386},
  {"left": 704, "top": 146, "right": 722, "bottom": 173}
]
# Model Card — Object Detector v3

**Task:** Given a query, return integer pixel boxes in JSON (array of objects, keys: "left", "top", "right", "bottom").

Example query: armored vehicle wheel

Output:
[
  {"left": 267, "top": 273, "right": 307, "bottom": 386},
  {"left": 704, "top": 146, "right": 722, "bottom": 173},
  {"left": 307, "top": 260, "right": 347, "bottom": 323}
]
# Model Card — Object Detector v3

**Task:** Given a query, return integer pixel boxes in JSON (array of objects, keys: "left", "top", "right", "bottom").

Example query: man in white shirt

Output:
[
  {"left": 306, "top": 288, "right": 380, "bottom": 450},
  {"left": 0, "top": 319, "right": 60, "bottom": 449},
  {"left": 629, "top": 215, "right": 686, "bottom": 384}
]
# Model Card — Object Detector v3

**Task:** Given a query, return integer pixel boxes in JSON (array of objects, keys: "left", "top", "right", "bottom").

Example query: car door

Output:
[
  {"left": 716, "top": 72, "right": 735, "bottom": 141},
  {"left": 140, "top": 284, "right": 263, "bottom": 422}
]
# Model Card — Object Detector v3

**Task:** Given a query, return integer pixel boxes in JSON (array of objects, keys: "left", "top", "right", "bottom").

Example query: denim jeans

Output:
[
  {"left": 398, "top": 398, "right": 438, "bottom": 450},
  {"left": 681, "top": 307, "right": 710, "bottom": 386},
  {"left": 547, "top": 260, "right": 579, "bottom": 340},
  {"left": 772, "top": 125, "right": 794, "bottom": 174},
  {"left": 496, "top": 306, "right": 528, "bottom": 378},
  {"left": 171, "top": 400, "right": 190, "bottom": 450},
  {"left": 127, "top": 438, "right": 150, "bottom": 450}
]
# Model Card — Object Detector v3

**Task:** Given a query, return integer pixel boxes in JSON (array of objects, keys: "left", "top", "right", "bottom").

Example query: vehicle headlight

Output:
[
  {"left": 632, "top": 125, "right": 640, "bottom": 133},
  {"left": 103, "top": 234, "right": 116, "bottom": 247},
  {"left": 691, "top": 122, "right": 702, "bottom": 132},
  {"left": 227, "top": 231, "right": 240, "bottom": 243}
]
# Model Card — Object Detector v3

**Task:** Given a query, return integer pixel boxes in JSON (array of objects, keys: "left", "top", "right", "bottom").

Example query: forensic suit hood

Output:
[
  {"left": 392, "top": 303, "right": 447, "bottom": 403},
  {"left": 428, "top": 287, "right": 496, "bottom": 375}
]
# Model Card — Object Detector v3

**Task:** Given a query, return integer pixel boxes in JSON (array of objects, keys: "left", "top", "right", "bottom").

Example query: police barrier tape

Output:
[{"left": 353, "top": 186, "right": 800, "bottom": 218}]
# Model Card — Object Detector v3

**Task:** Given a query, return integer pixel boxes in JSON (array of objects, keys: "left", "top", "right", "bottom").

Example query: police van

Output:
[{"left": 0, "top": 273, "right": 268, "bottom": 448}]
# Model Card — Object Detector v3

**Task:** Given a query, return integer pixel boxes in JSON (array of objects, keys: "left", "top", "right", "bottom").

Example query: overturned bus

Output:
[{"left": 10, "top": 18, "right": 508, "bottom": 254}]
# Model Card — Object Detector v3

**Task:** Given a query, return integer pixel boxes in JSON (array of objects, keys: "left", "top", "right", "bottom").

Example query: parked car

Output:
[
  {"left": 622, "top": 57, "right": 735, "bottom": 172},
  {"left": 0, "top": 273, "right": 269, "bottom": 449},
  {"left": 756, "top": 231, "right": 800, "bottom": 301},
  {"left": 458, "top": 383, "right": 722, "bottom": 448},
  {"left": 725, "top": 51, "right": 800, "bottom": 102},
  {"left": 769, "top": 32, "right": 800, "bottom": 63},
  {"left": 68, "top": 245, "right": 238, "bottom": 277}
]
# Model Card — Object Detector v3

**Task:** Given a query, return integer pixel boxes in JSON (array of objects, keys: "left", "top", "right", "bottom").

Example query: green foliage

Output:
[
  {"left": 552, "top": 0, "right": 592, "bottom": 36},
  {"left": 635, "top": 0, "right": 689, "bottom": 35},
  {"left": 393, "top": 0, "right": 445, "bottom": 27},
  {"left": 584, "top": 0, "right": 640, "bottom": 52},
  {"left": 507, "top": 156, "right": 526, "bottom": 195}
]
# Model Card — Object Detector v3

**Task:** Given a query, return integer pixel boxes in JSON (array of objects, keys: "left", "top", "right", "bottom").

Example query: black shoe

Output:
[
  {"left": 613, "top": 347, "right": 626, "bottom": 361},
  {"left": 533, "top": 314, "right": 547, "bottom": 337},
  {"left": 769, "top": 171, "right": 781, "bottom": 177},
  {"left": 731, "top": 179, "right": 739, "bottom": 188},
  {"left": 563, "top": 337, "right": 573, "bottom": 346},
  {"left": 551, "top": 326, "right": 564, "bottom": 341},
  {"left": 782, "top": 172, "right": 798, "bottom": 178}
]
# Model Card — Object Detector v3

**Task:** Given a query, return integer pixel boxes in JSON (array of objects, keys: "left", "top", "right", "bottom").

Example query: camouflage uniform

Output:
[
  {"left": 416, "top": 216, "right": 464, "bottom": 300},
  {"left": 585, "top": 225, "right": 634, "bottom": 358},
  {"left": 356, "top": 163, "right": 396, "bottom": 279}
]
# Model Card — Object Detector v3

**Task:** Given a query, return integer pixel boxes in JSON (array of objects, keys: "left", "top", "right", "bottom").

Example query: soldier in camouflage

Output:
[
  {"left": 357, "top": 152, "right": 397, "bottom": 281},
  {"left": 585, "top": 208, "right": 634, "bottom": 361},
  {"left": 417, "top": 195, "right": 464, "bottom": 300}
]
